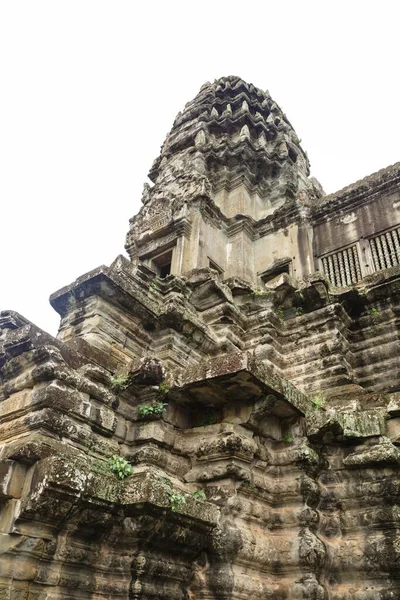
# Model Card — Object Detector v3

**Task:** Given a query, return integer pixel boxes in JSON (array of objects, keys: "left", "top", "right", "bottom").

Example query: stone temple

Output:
[{"left": 2, "top": 75, "right": 400, "bottom": 599}]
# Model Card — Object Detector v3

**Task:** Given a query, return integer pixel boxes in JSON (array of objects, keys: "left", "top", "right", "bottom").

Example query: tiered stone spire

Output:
[
  {"left": 126, "top": 76, "right": 323, "bottom": 284},
  {"left": 151, "top": 75, "right": 311, "bottom": 215}
]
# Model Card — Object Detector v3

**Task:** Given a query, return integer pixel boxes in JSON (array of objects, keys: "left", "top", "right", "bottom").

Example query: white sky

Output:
[{"left": 1, "top": 1, "right": 399, "bottom": 335}]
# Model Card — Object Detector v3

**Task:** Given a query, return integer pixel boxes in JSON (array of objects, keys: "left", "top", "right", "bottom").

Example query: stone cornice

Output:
[{"left": 312, "top": 162, "right": 400, "bottom": 223}]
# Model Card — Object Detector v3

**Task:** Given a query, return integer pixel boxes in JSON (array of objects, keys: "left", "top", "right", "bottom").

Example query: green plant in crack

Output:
[
  {"left": 137, "top": 402, "right": 167, "bottom": 418},
  {"left": 369, "top": 306, "right": 381, "bottom": 333},
  {"left": 168, "top": 492, "right": 187, "bottom": 512},
  {"left": 191, "top": 490, "right": 206, "bottom": 501},
  {"left": 156, "top": 477, "right": 205, "bottom": 513},
  {"left": 282, "top": 433, "right": 293, "bottom": 443},
  {"left": 108, "top": 455, "right": 133, "bottom": 479},
  {"left": 158, "top": 381, "right": 170, "bottom": 395},
  {"left": 276, "top": 305, "right": 285, "bottom": 322},
  {"left": 311, "top": 395, "right": 326, "bottom": 411},
  {"left": 110, "top": 373, "right": 131, "bottom": 393}
]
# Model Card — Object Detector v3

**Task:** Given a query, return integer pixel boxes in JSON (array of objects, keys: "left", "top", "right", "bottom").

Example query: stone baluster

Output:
[
  {"left": 351, "top": 246, "right": 362, "bottom": 281},
  {"left": 370, "top": 238, "right": 380, "bottom": 271},
  {"left": 380, "top": 233, "right": 391, "bottom": 268},
  {"left": 342, "top": 250, "right": 352, "bottom": 285},
  {"left": 375, "top": 236, "right": 386, "bottom": 269},
  {"left": 326, "top": 255, "right": 335, "bottom": 286},
  {"left": 332, "top": 253, "right": 340, "bottom": 287},
  {"left": 346, "top": 248, "right": 357, "bottom": 283},
  {"left": 391, "top": 228, "right": 400, "bottom": 264},
  {"left": 386, "top": 230, "right": 397, "bottom": 266},
  {"left": 337, "top": 251, "right": 345, "bottom": 286}
]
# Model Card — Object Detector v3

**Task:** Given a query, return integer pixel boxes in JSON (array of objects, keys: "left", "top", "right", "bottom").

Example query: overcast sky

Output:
[{"left": 1, "top": 1, "right": 399, "bottom": 335}]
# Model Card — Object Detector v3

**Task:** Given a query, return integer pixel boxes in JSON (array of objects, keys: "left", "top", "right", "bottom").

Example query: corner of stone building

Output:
[{"left": 2, "top": 76, "right": 400, "bottom": 599}]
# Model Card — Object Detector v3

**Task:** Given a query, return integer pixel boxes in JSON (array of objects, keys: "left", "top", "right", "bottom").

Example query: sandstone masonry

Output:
[{"left": 1, "top": 76, "right": 400, "bottom": 599}]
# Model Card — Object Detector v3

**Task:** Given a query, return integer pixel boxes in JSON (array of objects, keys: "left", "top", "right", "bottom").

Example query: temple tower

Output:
[
  {"left": 126, "top": 76, "right": 323, "bottom": 285},
  {"left": 2, "top": 77, "right": 400, "bottom": 600}
]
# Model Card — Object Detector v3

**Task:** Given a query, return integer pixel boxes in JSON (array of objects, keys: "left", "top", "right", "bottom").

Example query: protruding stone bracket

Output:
[
  {"left": 307, "top": 407, "right": 387, "bottom": 441},
  {"left": 169, "top": 351, "right": 310, "bottom": 418},
  {"left": 0, "top": 310, "right": 87, "bottom": 371}
]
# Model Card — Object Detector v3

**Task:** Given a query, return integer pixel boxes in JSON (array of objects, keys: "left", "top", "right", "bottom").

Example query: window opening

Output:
[
  {"left": 159, "top": 263, "right": 171, "bottom": 278},
  {"left": 259, "top": 258, "right": 291, "bottom": 284},
  {"left": 152, "top": 250, "right": 173, "bottom": 278},
  {"left": 320, "top": 245, "right": 361, "bottom": 287},
  {"left": 369, "top": 226, "right": 400, "bottom": 271}
]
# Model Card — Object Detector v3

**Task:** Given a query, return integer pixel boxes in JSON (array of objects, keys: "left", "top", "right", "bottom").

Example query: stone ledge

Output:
[
  {"left": 343, "top": 439, "right": 400, "bottom": 467},
  {"left": 170, "top": 351, "right": 310, "bottom": 417},
  {"left": 307, "top": 408, "right": 387, "bottom": 440},
  {"left": 20, "top": 454, "right": 219, "bottom": 528}
]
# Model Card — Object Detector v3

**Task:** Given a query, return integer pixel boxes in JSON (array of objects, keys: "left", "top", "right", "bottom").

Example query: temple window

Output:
[
  {"left": 368, "top": 226, "right": 400, "bottom": 271},
  {"left": 259, "top": 258, "right": 291, "bottom": 284},
  {"left": 152, "top": 250, "right": 173, "bottom": 278},
  {"left": 320, "top": 245, "right": 361, "bottom": 287}
]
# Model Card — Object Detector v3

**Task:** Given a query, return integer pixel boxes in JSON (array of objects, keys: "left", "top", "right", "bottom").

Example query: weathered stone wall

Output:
[
  {"left": 1, "top": 76, "right": 400, "bottom": 599},
  {"left": 313, "top": 165, "right": 400, "bottom": 285},
  {"left": 2, "top": 258, "right": 400, "bottom": 598}
]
